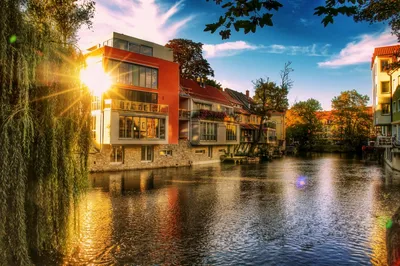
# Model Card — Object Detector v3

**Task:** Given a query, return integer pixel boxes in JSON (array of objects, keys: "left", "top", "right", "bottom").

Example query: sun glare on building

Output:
[{"left": 80, "top": 57, "right": 112, "bottom": 96}]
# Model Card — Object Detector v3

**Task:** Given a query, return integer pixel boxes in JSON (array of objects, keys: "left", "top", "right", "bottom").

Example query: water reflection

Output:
[{"left": 60, "top": 154, "right": 400, "bottom": 265}]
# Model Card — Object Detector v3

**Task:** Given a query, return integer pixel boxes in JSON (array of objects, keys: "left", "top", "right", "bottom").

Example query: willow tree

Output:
[{"left": 0, "top": 0, "right": 94, "bottom": 264}]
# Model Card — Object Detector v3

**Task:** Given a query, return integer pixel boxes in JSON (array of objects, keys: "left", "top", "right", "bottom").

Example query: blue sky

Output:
[{"left": 77, "top": 0, "right": 399, "bottom": 110}]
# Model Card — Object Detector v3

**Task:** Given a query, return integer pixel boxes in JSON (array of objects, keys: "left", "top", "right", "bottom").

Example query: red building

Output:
[{"left": 85, "top": 33, "right": 179, "bottom": 171}]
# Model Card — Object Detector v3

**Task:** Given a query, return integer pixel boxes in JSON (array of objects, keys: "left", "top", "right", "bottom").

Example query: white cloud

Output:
[
  {"left": 299, "top": 18, "right": 313, "bottom": 26},
  {"left": 203, "top": 41, "right": 258, "bottom": 58},
  {"left": 77, "top": 0, "right": 193, "bottom": 49},
  {"left": 263, "top": 44, "right": 330, "bottom": 56},
  {"left": 318, "top": 29, "right": 398, "bottom": 68}
]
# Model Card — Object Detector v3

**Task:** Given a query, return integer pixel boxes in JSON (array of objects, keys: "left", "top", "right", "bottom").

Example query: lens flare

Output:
[
  {"left": 80, "top": 58, "right": 112, "bottom": 96},
  {"left": 9, "top": 35, "right": 17, "bottom": 43},
  {"left": 296, "top": 176, "right": 307, "bottom": 189}
]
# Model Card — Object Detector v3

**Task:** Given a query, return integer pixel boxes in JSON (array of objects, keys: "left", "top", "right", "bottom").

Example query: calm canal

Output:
[{"left": 62, "top": 154, "right": 400, "bottom": 265}]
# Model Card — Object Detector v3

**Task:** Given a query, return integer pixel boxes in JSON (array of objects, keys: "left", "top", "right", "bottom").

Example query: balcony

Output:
[
  {"left": 179, "top": 109, "right": 190, "bottom": 119},
  {"left": 240, "top": 136, "right": 254, "bottom": 143},
  {"left": 110, "top": 99, "right": 169, "bottom": 114},
  {"left": 376, "top": 136, "right": 392, "bottom": 147},
  {"left": 191, "top": 109, "right": 237, "bottom": 122}
]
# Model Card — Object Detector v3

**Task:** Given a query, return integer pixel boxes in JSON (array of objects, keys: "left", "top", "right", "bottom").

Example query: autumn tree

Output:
[
  {"left": 205, "top": 0, "right": 400, "bottom": 41},
  {"left": 331, "top": 90, "right": 371, "bottom": 149},
  {"left": 286, "top": 99, "right": 323, "bottom": 149},
  {"left": 251, "top": 61, "right": 292, "bottom": 153},
  {"left": 165, "top": 39, "right": 214, "bottom": 79}
]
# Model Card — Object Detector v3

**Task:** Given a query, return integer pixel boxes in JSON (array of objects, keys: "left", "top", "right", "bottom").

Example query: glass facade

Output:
[
  {"left": 106, "top": 88, "right": 157, "bottom": 103},
  {"left": 107, "top": 59, "right": 158, "bottom": 89},
  {"left": 119, "top": 116, "right": 166, "bottom": 140},
  {"left": 104, "top": 38, "right": 153, "bottom": 56}
]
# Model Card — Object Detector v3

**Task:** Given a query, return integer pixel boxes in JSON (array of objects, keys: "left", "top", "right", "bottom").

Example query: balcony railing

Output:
[
  {"left": 110, "top": 99, "right": 169, "bottom": 114},
  {"left": 179, "top": 109, "right": 190, "bottom": 119},
  {"left": 376, "top": 136, "right": 392, "bottom": 147},
  {"left": 191, "top": 109, "right": 238, "bottom": 122}
]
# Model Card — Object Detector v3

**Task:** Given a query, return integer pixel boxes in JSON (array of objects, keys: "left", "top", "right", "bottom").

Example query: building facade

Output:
[
  {"left": 371, "top": 44, "right": 400, "bottom": 170},
  {"left": 86, "top": 33, "right": 287, "bottom": 172}
]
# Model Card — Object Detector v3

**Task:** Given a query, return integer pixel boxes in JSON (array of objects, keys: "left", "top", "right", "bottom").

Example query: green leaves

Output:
[{"left": 204, "top": 0, "right": 281, "bottom": 39}]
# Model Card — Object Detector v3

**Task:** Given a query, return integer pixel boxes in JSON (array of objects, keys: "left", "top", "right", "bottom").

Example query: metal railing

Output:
[
  {"left": 376, "top": 136, "right": 392, "bottom": 147},
  {"left": 110, "top": 99, "right": 169, "bottom": 114}
]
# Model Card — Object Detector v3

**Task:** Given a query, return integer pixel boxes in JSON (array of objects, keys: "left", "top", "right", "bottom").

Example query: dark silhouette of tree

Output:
[{"left": 165, "top": 39, "right": 214, "bottom": 79}]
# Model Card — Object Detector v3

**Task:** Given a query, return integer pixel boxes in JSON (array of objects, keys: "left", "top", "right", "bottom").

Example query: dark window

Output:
[
  {"left": 141, "top": 146, "right": 153, "bottom": 161},
  {"left": 382, "top": 81, "right": 390, "bottom": 93},
  {"left": 91, "top": 116, "right": 96, "bottom": 139},
  {"left": 226, "top": 124, "right": 237, "bottom": 141},
  {"left": 110, "top": 146, "right": 124, "bottom": 163},
  {"left": 114, "top": 39, "right": 128, "bottom": 50},
  {"left": 108, "top": 59, "right": 158, "bottom": 89},
  {"left": 140, "top": 45, "right": 153, "bottom": 56},
  {"left": 381, "top": 60, "right": 389, "bottom": 72},
  {"left": 382, "top": 103, "right": 390, "bottom": 115},
  {"left": 200, "top": 122, "right": 217, "bottom": 141}
]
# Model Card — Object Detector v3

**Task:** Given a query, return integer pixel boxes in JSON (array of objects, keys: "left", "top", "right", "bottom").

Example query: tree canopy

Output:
[
  {"left": 205, "top": 0, "right": 400, "bottom": 40},
  {"left": 205, "top": 79, "right": 223, "bottom": 89},
  {"left": 165, "top": 39, "right": 214, "bottom": 79},
  {"left": 286, "top": 99, "right": 323, "bottom": 148},
  {"left": 331, "top": 90, "right": 372, "bottom": 147}
]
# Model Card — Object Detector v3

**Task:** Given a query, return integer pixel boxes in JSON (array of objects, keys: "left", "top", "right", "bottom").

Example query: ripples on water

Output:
[{"left": 61, "top": 154, "right": 400, "bottom": 265}]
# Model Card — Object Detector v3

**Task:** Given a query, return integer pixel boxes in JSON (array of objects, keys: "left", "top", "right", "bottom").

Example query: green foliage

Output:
[
  {"left": 331, "top": 90, "right": 371, "bottom": 147},
  {"left": 0, "top": 0, "right": 94, "bottom": 264},
  {"left": 286, "top": 99, "right": 323, "bottom": 149},
  {"left": 250, "top": 61, "right": 292, "bottom": 151},
  {"left": 205, "top": 78, "right": 223, "bottom": 89},
  {"left": 165, "top": 39, "right": 214, "bottom": 79},
  {"left": 206, "top": 0, "right": 400, "bottom": 41}
]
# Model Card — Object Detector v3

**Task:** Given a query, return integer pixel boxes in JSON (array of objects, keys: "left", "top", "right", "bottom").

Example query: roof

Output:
[
  {"left": 225, "top": 88, "right": 254, "bottom": 112},
  {"left": 221, "top": 90, "right": 242, "bottom": 106},
  {"left": 180, "top": 78, "right": 231, "bottom": 106},
  {"left": 371, "top": 44, "right": 400, "bottom": 68}
]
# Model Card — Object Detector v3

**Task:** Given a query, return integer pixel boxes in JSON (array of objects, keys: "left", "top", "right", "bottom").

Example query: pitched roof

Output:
[
  {"left": 180, "top": 78, "right": 231, "bottom": 105},
  {"left": 225, "top": 88, "right": 254, "bottom": 112},
  {"left": 371, "top": 44, "right": 400, "bottom": 68},
  {"left": 221, "top": 90, "right": 242, "bottom": 106}
]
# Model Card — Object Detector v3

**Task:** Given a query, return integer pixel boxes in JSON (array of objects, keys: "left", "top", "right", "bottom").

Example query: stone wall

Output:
[{"left": 89, "top": 140, "right": 230, "bottom": 172}]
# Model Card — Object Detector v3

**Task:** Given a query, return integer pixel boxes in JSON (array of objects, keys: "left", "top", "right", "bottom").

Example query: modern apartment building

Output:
[
  {"left": 85, "top": 33, "right": 287, "bottom": 172},
  {"left": 85, "top": 32, "right": 180, "bottom": 171}
]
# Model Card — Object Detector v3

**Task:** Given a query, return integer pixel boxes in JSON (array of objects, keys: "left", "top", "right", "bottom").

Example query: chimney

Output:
[{"left": 246, "top": 90, "right": 249, "bottom": 97}]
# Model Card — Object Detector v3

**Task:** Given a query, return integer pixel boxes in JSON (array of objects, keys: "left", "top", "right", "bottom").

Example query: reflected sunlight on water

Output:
[{"left": 58, "top": 154, "right": 400, "bottom": 265}]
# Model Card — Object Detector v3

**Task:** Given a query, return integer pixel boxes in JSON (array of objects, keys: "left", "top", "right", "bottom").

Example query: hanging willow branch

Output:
[{"left": 0, "top": 0, "right": 94, "bottom": 264}]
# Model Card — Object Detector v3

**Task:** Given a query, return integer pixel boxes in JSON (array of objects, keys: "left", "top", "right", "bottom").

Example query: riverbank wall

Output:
[{"left": 89, "top": 140, "right": 227, "bottom": 172}]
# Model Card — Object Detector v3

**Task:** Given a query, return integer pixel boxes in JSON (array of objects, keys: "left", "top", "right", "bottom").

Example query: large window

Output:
[
  {"left": 381, "top": 60, "right": 389, "bottom": 72},
  {"left": 119, "top": 116, "right": 166, "bottom": 140},
  {"left": 226, "top": 124, "right": 237, "bottom": 141},
  {"left": 141, "top": 146, "right": 154, "bottom": 162},
  {"left": 382, "top": 81, "right": 390, "bottom": 93},
  {"left": 91, "top": 116, "right": 96, "bottom": 139},
  {"left": 106, "top": 88, "right": 157, "bottom": 103},
  {"left": 104, "top": 38, "right": 154, "bottom": 56},
  {"left": 195, "top": 102, "right": 211, "bottom": 110},
  {"left": 200, "top": 122, "right": 217, "bottom": 141},
  {"left": 107, "top": 59, "right": 158, "bottom": 89},
  {"left": 110, "top": 146, "right": 124, "bottom": 163},
  {"left": 382, "top": 103, "right": 390, "bottom": 115}
]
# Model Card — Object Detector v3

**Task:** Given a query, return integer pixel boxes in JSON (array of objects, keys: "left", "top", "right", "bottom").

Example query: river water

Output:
[{"left": 61, "top": 154, "right": 400, "bottom": 265}]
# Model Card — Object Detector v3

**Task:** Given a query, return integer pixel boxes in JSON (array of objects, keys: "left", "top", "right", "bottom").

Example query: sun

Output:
[{"left": 80, "top": 57, "right": 112, "bottom": 96}]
